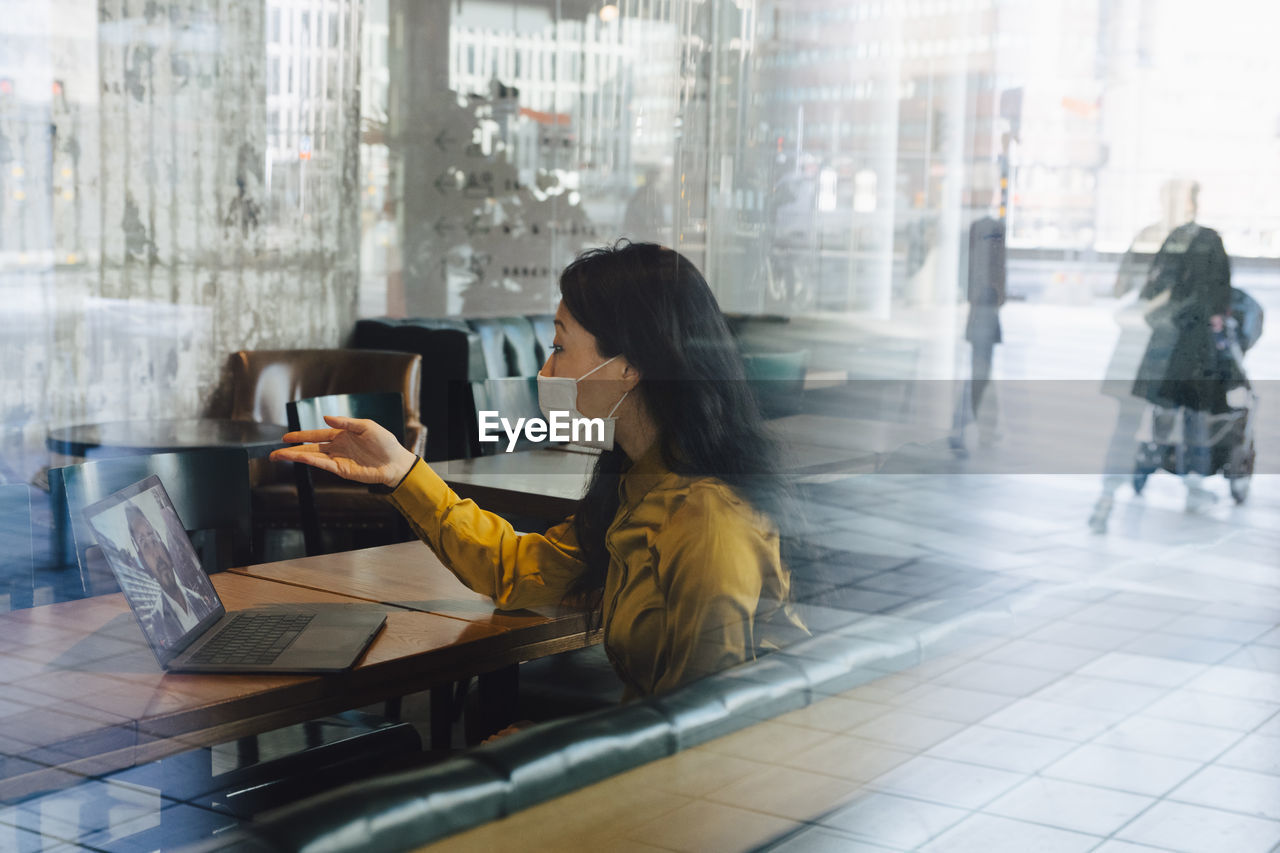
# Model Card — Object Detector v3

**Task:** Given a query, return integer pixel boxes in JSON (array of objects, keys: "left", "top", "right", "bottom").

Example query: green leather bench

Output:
[{"left": 186, "top": 605, "right": 1005, "bottom": 853}]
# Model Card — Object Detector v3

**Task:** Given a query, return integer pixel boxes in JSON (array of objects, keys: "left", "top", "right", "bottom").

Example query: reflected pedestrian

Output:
[
  {"left": 951, "top": 212, "right": 1006, "bottom": 455},
  {"left": 1090, "top": 180, "right": 1199, "bottom": 532},
  {"left": 1130, "top": 198, "right": 1232, "bottom": 511}
]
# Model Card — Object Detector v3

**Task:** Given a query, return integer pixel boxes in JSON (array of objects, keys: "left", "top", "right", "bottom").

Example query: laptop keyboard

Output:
[{"left": 189, "top": 612, "right": 316, "bottom": 666}]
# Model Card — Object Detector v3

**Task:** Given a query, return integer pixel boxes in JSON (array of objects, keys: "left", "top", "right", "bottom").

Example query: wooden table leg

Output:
[
  {"left": 466, "top": 664, "right": 519, "bottom": 744},
  {"left": 429, "top": 684, "right": 455, "bottom": 750}
]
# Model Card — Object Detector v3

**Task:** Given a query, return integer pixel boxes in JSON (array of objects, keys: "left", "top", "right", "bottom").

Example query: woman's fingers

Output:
[
  {"left": 272, "top": 418, "right": 398, "bottom": 486},
  {"left": 322, "top": 415, "right": 367, "bottom": 432},
  {"left": 269, "top": 444, "right": 342, "bottom": 475},
  {"left": 281, "top": 427, "right": 344, "bottom": 444}
]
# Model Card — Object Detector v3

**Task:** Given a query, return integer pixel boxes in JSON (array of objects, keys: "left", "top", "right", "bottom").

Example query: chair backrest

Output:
[
  {"left": 286, "top": 392, "right": 407, "bottom": 555},
  {"left": 470, "top": 378, "right": 543, "bottom": 455},
  {"left": 493, "top": 317, "right": 542, "bottom": 376},
  {"left": 227, "top": 349, "right": 425, "bottom": 457},
  {"left": 51, "top": 448, "right": 252, "bottom": 597},
  {"left": 352, "top": 319, "right": 484, "bottom": 461},
  {"left": 287, "top": 392, "right": 406, "bottom": 445},
  {"left": 353, "top": 318, "right": 487, "bottom": 382},
  {"left": 529, "top": 314, "right": 556, "bottom": 364},
  {"left": 467, "top": 317, "right": 542, "bottom": 378},
  {"left": 742, "top": 350, "right": 809, "bottom": 419},
  {"left": 0, "top": 484, "right": 34, "bottom": 611},
  {"left": 466, "top": 319, "right": 514, "bottom": 378}
]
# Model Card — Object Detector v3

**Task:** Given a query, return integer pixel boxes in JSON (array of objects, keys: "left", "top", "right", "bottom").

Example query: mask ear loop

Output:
[
  {"left": 577, "top": 355, "right": 630, "bottom": 422},
  {"left": 577, "top": 354, "right": 620, "bottom": 381},
  {"left": 606, "top": 390, "right": 630, "bottom": 419}
]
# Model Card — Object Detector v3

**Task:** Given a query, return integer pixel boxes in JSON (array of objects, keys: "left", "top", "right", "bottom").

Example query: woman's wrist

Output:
[{"left": 385, "top": 448, "right": 418, "bottom": 489}]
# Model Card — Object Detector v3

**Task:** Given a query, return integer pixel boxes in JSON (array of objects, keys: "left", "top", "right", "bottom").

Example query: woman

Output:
[
  {"left": 272, "top": 242, "right": 806, "bottom": 699},
  {"left": 1129, "top": 220, "right": 1231, "bottom": 509}
]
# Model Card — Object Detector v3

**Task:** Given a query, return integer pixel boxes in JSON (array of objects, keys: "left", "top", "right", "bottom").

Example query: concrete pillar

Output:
[
  {"left": 387, "top": 0, "right": 453, "bottom": 317},
  {"left": 93, "top": 0, "right": 363, "bottom": 418}
]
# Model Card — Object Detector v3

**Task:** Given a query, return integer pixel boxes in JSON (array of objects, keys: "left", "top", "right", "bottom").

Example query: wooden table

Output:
[
  {"left": 46, "top": 418, "right": 289, "bottom": 460},
  {"left": 230, "top": 540, "right": 588, "bottom": 648},
  {"left": 231, "top": 540, "right": 594, "bottom": 747},
  {"left": 0, "top": 549, "right": 590, "bottom": 800}
]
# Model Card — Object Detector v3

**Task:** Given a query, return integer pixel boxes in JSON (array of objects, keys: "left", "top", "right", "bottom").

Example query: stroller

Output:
[{"left": 1133, "top": 287, "right": 1264, "bottom": 504}]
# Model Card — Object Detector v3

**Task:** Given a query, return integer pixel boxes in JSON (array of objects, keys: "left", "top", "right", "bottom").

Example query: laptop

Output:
[{"left": 82, "top": 475, "right": 386, "bottom": 673}]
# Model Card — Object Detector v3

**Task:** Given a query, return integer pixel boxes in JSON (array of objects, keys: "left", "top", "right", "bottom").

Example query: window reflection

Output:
[{"left": 1, "top": 2, "right": 1278, "bottom": 846}]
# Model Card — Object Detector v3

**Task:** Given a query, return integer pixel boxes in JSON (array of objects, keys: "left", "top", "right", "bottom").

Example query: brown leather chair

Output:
[{"left": 227, "top": 349, "right": 425, "bottom": 555}]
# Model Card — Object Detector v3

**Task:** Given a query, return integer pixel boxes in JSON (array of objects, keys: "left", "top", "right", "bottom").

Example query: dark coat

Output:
[
  {"left": 1131, "top": 223, "right": 1231, "bottom": 412},
  {"left": 964, "top": 216, "right": 1006, "bottom": 344}
]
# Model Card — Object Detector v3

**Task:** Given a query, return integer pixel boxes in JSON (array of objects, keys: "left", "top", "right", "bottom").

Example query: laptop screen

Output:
[{"left": 82, "top": 475, "right": 225, "bottom": 665}]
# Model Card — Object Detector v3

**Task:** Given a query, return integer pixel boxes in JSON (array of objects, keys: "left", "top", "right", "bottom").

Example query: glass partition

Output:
[{"left": 2, "top": 2, "right": 1279, "bottom": 849}]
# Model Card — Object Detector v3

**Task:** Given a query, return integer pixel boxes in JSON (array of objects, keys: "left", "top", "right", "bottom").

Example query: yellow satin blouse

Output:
[{"left": 385, "top": 444, "right": 806, "bottom": 698}]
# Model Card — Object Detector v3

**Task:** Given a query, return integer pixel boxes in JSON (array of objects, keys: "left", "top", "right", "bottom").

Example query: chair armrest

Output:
[{"left": 406, "top": 424, "right": 427, "bottom": 458}]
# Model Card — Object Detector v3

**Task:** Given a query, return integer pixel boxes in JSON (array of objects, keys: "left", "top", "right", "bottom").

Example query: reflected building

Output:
[
  {"left": 446, "top": 8, "right": 680, "bottom": 221},
  {"left": 727, "top": 0, "right": 1102, "bottom": 315},
  {"left": 380, "top": 0, "right": 691, "bottom": 316},
  {"left": 264, "top": 0, "right": 362, "bottom": 226},
  {"left": 1, "top": 0, "right": 365, "bottom": 478}
]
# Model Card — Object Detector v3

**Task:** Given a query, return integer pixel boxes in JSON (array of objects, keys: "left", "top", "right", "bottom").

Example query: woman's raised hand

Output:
[{"left": 270, "top": 416, "right": 417, "bottom": 488}]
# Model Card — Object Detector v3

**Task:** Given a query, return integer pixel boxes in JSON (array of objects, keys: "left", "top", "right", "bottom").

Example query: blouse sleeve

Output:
[
  {"left": 650, "top": 484, "right": 772, "bottom": 694},
  {"left": 385, "top": 457, "right": 588, "bottom": 610}
]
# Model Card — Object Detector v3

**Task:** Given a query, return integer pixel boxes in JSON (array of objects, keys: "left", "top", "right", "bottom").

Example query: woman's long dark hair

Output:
[{"left": 561, "top": 241, "right": 795, "bottom": 606}]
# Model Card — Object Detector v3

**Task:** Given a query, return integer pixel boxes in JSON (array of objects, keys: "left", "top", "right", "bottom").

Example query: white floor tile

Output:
[
  {"left": 1024, "top": 620, "right": 1146, "bottom": 652},
  {"left": 982, "top": 697, "right": 1126, "bottom": 742},
  {"left": 1069, "top": 602, "right": 1179, "bottom": 632},
  {"left": 1221, "top": 645, "right": 1280, "bottom": 673},
  {"left": 1142, "top": 690, "right": 1279, "bottom": 732},
  {"left": 1090, "top": 842, "right": 1179, "bottom": 853},
  {"left": 1169, "top": 765, "right": 1280, "bottom": 821},
  {"left": 918, "top": 813, "right": 1099, "bottom": 853},
  {"left": 926, "top": 725, "right": 1077, "bottom": 774},
  {"left": 935, "top": 659, "right": 1065, "bottom": 697},
  {"left": 1042, "top": 743, "right": 1201, "bottom": 796},
  {"left": 868, "top": 755, "right": 1024, "bottom": 810},
  {"left": 978, "top": 638, "right": 1104, "bottom": 672},
  {"left": 896, "top": 684, "right": 1017, "bottom": 724},
  {"left": 983, "top": 776, "right": 1154, "bottom": 836},
  {"left": 1115, "top": 800, "right": 1280, "bottom": 853},
  {"left": 1121, "top": 631, "right": 1242, "bottom": 665},
  {"left": 1094, "top": 715, "right": 1244, "bottom": 762},
  {"left": 1257, "top": 713, "right": 1280, "bottom": 738},
  {"left": 1161, "top": 614, "right": 1274, "bottom": 645},
  {"left": 1216, "top": 733, "right": 1280, "bottom": 777},
  {"left": 1076, "top": 652, "right": 1207, "bottom": 688},
  {"left": 820, "top": 791, "right": 968, "bottom": 849},
  {"left": 1031, "top": 674, "right": 1167, "bottom": 714}
]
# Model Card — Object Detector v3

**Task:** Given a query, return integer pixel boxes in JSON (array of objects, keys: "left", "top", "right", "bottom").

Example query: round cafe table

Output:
[{"left": 46, "top": 418, "right": 289, "bottom": 459}]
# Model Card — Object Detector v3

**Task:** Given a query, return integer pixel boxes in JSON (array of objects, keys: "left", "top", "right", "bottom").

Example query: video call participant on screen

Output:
[
  {"left": 126, "top": 503, "right": 202, "bottom": 645},
  {"left": 273, "top": 241, "right": 807, "bottom": 701}
]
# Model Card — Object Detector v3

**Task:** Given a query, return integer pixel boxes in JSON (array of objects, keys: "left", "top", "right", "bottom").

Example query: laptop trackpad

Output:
[{"left": 274, "top": 611, "right": 386, "bottom": 671}]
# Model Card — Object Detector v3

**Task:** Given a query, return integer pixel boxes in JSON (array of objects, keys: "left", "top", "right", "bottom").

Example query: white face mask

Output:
[{"left": 537, "top": 355, "right": 631, "bottom": 450}]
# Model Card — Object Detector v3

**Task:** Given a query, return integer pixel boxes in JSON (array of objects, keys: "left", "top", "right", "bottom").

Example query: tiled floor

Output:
[
  {"left": 420, "top": 469, "right": 1279, "bottom": 853},
  {"left": 3, "top": 414, "right": 1277, "bottom": 850}
]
